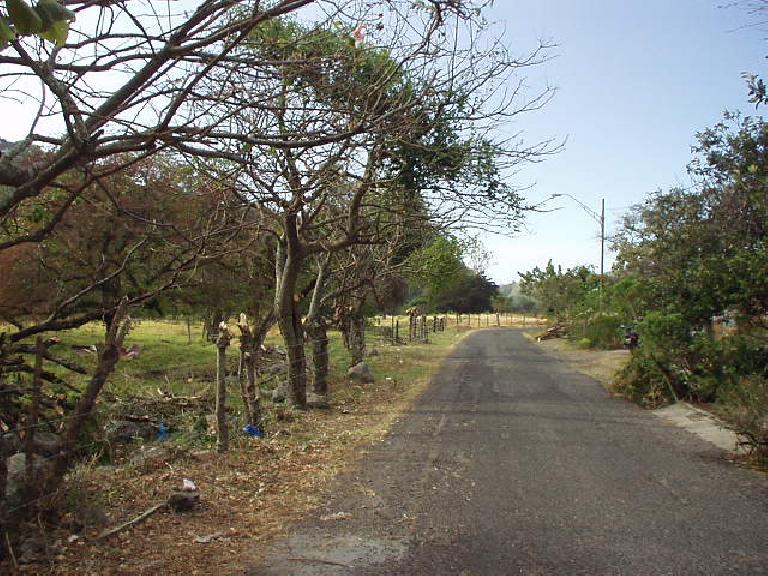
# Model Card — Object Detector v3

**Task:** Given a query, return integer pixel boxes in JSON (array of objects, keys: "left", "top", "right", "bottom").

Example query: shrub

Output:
[
  {"left": 718, "top": 375, "right": 768, "bottom": 464},
  {"left": 636, "top": 311, "right": 689, "bottom": 355},
  {"left": 613, "top": 349, "right": 680, "bottom": 408},
  {"left": 584, "top": 314, "right": 624, "bottom": 349},
  {"left": 570, "top": 314, "right": 624, "bottom": 349}
]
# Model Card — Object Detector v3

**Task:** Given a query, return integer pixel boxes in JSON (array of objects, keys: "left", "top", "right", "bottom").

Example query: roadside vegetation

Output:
[
  {"left": 518, "top": 114, "right": 768, "bottom": 465},
  {"left": 0, "top": 0, "right": 559, "bottom": 566},
  {"left": 47, "top": 321, "right": 467, "bottom": 574}
]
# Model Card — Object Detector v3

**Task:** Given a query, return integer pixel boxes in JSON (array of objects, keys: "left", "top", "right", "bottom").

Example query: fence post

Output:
[
  {"left": 395, "top": 319, "right": 400, "bottom": 343},
  {"left": 216, "top": 323, "right": 231, "bottom": 453},
  {"left": 496, "top": 313, "right": 500, "bottom": 327}
]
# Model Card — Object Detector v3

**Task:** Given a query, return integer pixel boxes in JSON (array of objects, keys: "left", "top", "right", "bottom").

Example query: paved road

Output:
[{"left": 247, "top": 329, "right": 768, "bottom": 575}]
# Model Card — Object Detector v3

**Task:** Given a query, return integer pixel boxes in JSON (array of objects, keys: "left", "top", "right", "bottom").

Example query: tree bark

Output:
[
  {"left": 216, "top": 324, "right": 230, "bottom": 453},
  {"left": 306, "top": 255, "right": 330, "bottom": 398},
  {"left": 307, "top": 318, "right": 329, "bottom": 396},
  {"left": 274, "top": 218, "right": 308, "bottom": 410},
  {"left": 51, "top": 298, "right": 130, "bottom": 483},
  {"left": 349, "top": 314, "right": 366, "bottom": 366},
  {"left": 237, "top": 314, "right": 269, "bottom": 430}
]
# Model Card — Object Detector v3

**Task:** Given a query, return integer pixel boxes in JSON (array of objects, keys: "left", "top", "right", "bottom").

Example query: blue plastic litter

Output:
[
  {"left": 157, "top": 422, "right": 169, "bottom": 441},
  {"left": 243, "top": 424, "right": 263, "bottom": 438}
]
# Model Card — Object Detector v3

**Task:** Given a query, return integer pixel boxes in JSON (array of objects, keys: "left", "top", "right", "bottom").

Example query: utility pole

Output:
[
  {"left": 600, "top": 198, "right": 605, "bottom": 312},
  {"left": 600, "top": 198, "right": 605, "bottom": 278},
  {"left": 551, "top": 193, "right": 606, "bottom": 310}
]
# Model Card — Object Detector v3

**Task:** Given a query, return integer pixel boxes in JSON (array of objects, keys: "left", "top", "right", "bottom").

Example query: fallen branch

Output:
[
  {"left": 96, "top": 502, "right": 166, "bottom": 540},
  {"left": 287, "top": 557, "right": 353, "bottom": 569}
]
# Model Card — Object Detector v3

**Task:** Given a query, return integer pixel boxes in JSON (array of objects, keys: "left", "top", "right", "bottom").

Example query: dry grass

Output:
[
  {"left": 525, "top": 333, "right": 630, "bottom": 389},
  {"left": 42, "top": 329, "right": 470, "bottom": 575}
]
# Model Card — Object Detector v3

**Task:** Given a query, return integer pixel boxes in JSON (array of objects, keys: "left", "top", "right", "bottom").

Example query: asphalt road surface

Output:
[{"left": 247, "top": 329, "right": 768, "bottom": 575}]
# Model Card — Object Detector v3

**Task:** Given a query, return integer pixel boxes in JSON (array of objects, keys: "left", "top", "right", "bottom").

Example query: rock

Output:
[
  {"left": 271, "top": 384, "right": 289, "bottom": 403},
  {"left": 32, "top": 432, "right": 62, "bottom": 457},
  {"left": 320, "top": 511, "right": 351, "bottom": 521},
  {"left": 0, "top": 433, "right": 20, "bottom": 458},
  {"left": 347, "top": 362, "right": 374, "bottom": 384},
  {"left": 306, "top": 392, "right": 330, "bottom": 410},
  {"left": 193, "top": 531, "right": 224, "bottom": 544},
  {"left": 5, "top": 453, "right": 53, "bottom": 504},
  {"left": 105, "top": 420, "right": 154, "bottom": 444},
  {"left": 16, "top": 533, "right": 47, "bottom": 565},
  {"left": 168, "top": 491, "right": 200, "bottom": 513},
  {"left": 1, "top": 432, "right": 60, "bottom": 458},
  {"left": 205, "top": 414, "right": 217, "bottom": 435},
  {"left": 129, "top": 446, "right": 169, "bottom": 472}
]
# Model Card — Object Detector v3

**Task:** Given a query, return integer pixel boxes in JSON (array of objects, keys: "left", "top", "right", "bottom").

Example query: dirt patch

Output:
[
  {"left": 525, "top": 333, "right": 630, "bottom": 388},
  {"left": 250, "top": 533, "right": 407, "bottom": 575}
]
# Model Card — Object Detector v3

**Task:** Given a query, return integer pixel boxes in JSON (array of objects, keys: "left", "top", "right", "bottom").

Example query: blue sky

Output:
[{"left": 480, "top": 0, "right": 766, "bottom": 284}]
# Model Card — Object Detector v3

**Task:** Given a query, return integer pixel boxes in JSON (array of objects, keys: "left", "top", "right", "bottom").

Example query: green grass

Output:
[
  {"left": 19, "top": 318, "right": 465, "bottom": 456},
  {"left": 49, "top": 319, "right": 218, "bottom": 399}
]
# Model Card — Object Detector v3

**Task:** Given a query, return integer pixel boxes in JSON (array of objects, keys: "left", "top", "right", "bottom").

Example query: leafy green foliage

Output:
[
  {"left": 614, "top": 115, "right": 768, "bottom": 327},
  {"left": 518, "top": 260, "right": 599, "bottom": 321},
  {"left": 718, "top": 375, "right": 768, "bottom": 463},
  {"left": 1, "top": 0, "right": 74, "bottom": 47},
  {"left": 405, "top": 235, "right": 499, "bottom": 313},
  {"left": 614, "top": 349, "right": 680, "bottom": 408},
  {"left": 571, "top": 314, "right": 624, "bottom": 350}
]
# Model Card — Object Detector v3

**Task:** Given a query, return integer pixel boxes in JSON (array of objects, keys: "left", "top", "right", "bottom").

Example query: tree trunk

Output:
[
  {"left": 237, "top": 315, "right": 269, "bottom": 430},
  {"left": 274, "top": 225, "right": 308, "bottom": 410},
  {"left": 216, "top": 325, "right": 230, "bottom": 453},
  {"left": 245, "top": 348, "right": 261, "bottom": 428},
  {"left": 101, "top": 276, "right": 122, "bottom": 331},
  {"left": 238, "top": 341, "right": 253, "bottom": 426},
  {"left": 51, "top": 299, "right": 130, "bottom": 484},
  {"left": 307, "top": 318, "right": 329, "bottom": 396},
  {"left": 279, "top": 301, "right": 307, "bottom": 409},
  {"left": 204, "top": 309, "right": 226, "bottom": 342},
  {"left": 349, "top": 314, "right": 366, "bottom": 366}
]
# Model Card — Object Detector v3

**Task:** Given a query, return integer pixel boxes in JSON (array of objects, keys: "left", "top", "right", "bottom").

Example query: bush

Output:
[
  {"left": 718, "top": 375, "right": 768, "bottom": 464},
  {"left": 570, "top": 314, "right": 624, "bottom": 349},
  {"left": 613, "top": 349, "right": 680, "bottom": 408},
  {"left": 584, "top": 314, "right": 624, "bottom": 349},
  {"left": 636, "top": 311, "right": 689, "bottom": 354}
]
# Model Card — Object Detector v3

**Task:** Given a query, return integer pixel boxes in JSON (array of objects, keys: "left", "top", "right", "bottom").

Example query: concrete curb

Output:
[{"left": 652, "top": 402, "right": 742, "bottom": 453}]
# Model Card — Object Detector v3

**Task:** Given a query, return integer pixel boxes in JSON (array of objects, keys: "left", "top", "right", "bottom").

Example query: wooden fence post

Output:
[{"left": 216, "top": 323, "right": 231, "bottom": 453}]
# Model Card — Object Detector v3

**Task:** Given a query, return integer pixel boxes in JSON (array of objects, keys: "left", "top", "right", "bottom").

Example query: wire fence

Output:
[{"left": 1, "top": 310, "right": 550, "bottom": 545}]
